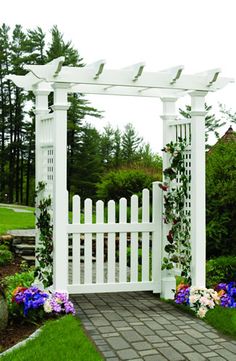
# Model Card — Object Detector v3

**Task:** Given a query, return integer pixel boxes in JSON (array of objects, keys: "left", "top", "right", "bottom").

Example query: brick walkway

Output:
[{"left": 72, "top": 292, "right": 236, "bottom": 361}]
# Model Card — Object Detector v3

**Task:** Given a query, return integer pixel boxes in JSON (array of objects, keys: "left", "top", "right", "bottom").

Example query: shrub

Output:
[
  {"left": 206, "top": 140, "right": 236, "bottom": 257},
  {"left": 0, "top": 249, "right": 13, "bottom": 266},
  {"left": 2, "top": 270, "right": 35, "bottom": 318},
  {"left": 206, "top": 256, "right": 236, "bottom": 288},
  {"left": 96, "top": 169, "right": 158, "bottom": 202},
  {"left": 0, "top": 244, "right": 9, "bottom": 251}
]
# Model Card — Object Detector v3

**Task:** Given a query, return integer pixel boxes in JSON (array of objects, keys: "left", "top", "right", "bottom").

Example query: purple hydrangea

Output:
[
  {"left": 174, "top": 284, "right": 190, "bottom": 305},
  {"left": 216, "top": 282, "right": 236, "bottom": 308},
  {"left": 14, "top": 286, "right": 49, "bottom": 316},
  {"left": 13, "top": 287, "right": 76, "bottom": 317}
]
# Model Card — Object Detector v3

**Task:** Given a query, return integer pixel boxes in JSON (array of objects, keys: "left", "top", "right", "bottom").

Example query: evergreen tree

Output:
[
  {"left": 100, "top": 124, "right": 115, "bottom": 168},
  {"left": 113, "top": 128, "right": 122, "bottom": 168},
  {"left": 73, "top": 125, "right": 103, "bottom": 200},
  {"left": 0, "top": 24, "right": 11, "bottom": 201},
  {"left": 179, "top": 104, "right": 226, "bottom": 149},
  {"left": 121, "top": 123, "right": 143, "bottom": 164}
]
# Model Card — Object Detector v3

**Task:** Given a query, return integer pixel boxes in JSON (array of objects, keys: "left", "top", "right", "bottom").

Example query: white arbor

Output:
[{"left": 7, "top": 58, "right": 233, "bottom": 297}]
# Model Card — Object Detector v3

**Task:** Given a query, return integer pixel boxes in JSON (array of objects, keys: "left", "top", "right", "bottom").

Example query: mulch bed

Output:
[
  {"left": 0, "top": 256, "right": 22, "bottom": 280},
  {"left": 0, "top": 321, "right": 39, "bottom": 353},
  {"left": 0, "top": 256, "right": 38, "bottom": 353}
]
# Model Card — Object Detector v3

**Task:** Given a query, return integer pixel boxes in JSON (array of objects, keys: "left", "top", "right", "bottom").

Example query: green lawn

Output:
[
  {"left": 205, "top": 306, "right": 236, "bottom": 338},
  {"left": 0, "top": 207, "right": 35, "bottom": 235},
  {"left": 0, "top": 315, "right": 103, "bottom": 361},
  {"left": 171, "top": 300, "right": 236, "bottom": 339}
]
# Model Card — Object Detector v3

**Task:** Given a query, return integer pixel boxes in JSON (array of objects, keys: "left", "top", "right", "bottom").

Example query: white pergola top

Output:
[{"left": 6, "top": 56, "right": 234, "bottom": 98}]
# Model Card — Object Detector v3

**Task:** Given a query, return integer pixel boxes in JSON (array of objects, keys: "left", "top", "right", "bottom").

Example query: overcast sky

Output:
[{"left": 1, "top": 0, "right": 236, "bottom": 152}]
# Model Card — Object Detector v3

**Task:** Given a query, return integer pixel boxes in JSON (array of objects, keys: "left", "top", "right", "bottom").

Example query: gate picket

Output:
[
  {"left": 119, "top": 198, "right": 127, "bottom": 282},
  {"left": 107, "top": 200, "right": 116, "bottom": 283},
  {"left": 96, "top": 200, "right": 104, "bottom": 283},
  {"left": 72, "top": 195, "right": 80, "bottom": 284},
  {"left": 84, "top": 198, "right": 92, "bottom": 284},
  {"left": 130, "top": 195, "right": 139, "bottom": 282},
  {"left": 142, "top": 189, "right": 150, "bottom": 282}
]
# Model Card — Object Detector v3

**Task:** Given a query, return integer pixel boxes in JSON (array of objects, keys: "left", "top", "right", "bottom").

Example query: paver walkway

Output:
[{"left": 72, "top": 292, "right": 236, "bottom": 361}]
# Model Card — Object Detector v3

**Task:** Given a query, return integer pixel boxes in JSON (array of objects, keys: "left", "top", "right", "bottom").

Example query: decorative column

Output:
[
  {"left": 33, "top": 82, "right": 51, "bottom": 259},
  {"left": 33, "top": 83, "right": 51, "bottom": 191},
  {"left": 51, "top": 83, "right": 70, "bottom": 291},
  {"left": 190, "top": 91, "right": 207, "bottom": 288},
  {"left": 160, "top": 97, "right": 177, "bottom": 299}
]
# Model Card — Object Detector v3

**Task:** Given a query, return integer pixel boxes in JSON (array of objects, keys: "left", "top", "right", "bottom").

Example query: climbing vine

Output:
[
  {"left": 160, "top": 138, "right": 192, "bottom": 283},
  {"left": 34, "top": 182, "right": 53, "bottom": 287}
]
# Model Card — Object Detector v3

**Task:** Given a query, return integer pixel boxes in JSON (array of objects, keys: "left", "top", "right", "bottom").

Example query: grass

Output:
[
  {"left": 205, "top": 306, "right": 236, "bottom": 338},
  {"left": 0, "top": 315, "right": 104, "bottom": 361},
  {"left": 0, "top": 207, "right": 35, "bottom": 235},
  {"left": 170, "top": 298, "right": 236, "bottom": 340}
]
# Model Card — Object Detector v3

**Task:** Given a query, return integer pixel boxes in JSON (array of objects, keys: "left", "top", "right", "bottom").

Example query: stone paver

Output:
[{"left": 72, "top": 292, "right": 236, "bottom": 360}]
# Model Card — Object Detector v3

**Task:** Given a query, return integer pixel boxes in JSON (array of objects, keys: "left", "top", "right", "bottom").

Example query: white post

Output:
[
  {"left": 190, "top": 91, "right": 207, "bottom": 288},
  {"left": 33, "top": 82, "right": 51, "bottom": 263},
  {"left": 160, "top": 97, "right": 177, "bottom": 299},
  {"left": 51, "top": 83, "right": 70, "bottom": 291},
  {"left": 152, "top": 182, "right": 162, "bottom": 294}
]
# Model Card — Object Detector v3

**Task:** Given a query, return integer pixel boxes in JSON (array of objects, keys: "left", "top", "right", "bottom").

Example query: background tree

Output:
[
  {"left": 96, "top": 168, "right": 159, "bottom": 202},
  {"left": 206, "top": 138, "right": 236, "bottom": 258},
  {"left": 179, "top": 104, "right": 226, "bottom": 149},
  {"left": 121, "top": 123, "right": 143, "bottom": 164}
]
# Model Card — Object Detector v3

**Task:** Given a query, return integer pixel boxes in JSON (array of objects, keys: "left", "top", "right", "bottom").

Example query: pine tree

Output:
[
  {"left": 0, "top": 24, "right": 11, "bottom": 201},
  {"left": 122, "top": 123, "right": 143, "bottom": 164},
  {"left": 179, "top": 104, "right": 226, "bottom": 149}
]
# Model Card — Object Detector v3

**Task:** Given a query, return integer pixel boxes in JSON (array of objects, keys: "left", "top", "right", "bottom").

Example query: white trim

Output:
[
  {"left": 68, "top": 281, "right": 158, "bottom": 294},
  {"left": 67, "top": 222, "right": 155, "bottom": 234}
]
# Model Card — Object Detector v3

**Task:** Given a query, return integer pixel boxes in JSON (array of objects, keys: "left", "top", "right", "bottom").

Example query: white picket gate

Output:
[{"left": 67, "top": 182, "right": 162, "bottom": 294}]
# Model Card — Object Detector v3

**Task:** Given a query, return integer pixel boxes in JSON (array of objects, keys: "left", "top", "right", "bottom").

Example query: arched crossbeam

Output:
[{"left": 7, "top": 57, "right": 232, "bottom": 97}]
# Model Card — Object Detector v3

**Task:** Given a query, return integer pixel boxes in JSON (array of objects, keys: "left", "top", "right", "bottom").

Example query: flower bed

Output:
[
  {"left": 174, "top": 282, "right": 236, "bottom": 318},
  {"left": 12, "top": 286, "right": 75, "bottom": 321}
]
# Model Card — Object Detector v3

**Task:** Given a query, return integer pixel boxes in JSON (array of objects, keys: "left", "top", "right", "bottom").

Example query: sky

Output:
[{"left": 1, "top": 0, "right": 236, "bottom": 152}]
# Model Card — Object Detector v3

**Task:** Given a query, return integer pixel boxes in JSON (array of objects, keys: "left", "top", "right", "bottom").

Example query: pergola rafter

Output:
[
  {"left": 6, "top": 56, "right": 233, "bottom": 98},
  {"left": 6, "top": 57, "right": 234, "bottom": 297}
]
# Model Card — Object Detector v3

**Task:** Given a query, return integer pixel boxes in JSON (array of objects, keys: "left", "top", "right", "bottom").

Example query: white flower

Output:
[
  {"left": 200, "top": 296, "right": 210, "bottom": 306},
  {"left": 189, "top": 295, "right": 198, "bottom": 304},
  {"left": 197, "top": 306, "right": 208, "bottom": 318},
  {"left": 44, "top": 299, "right": 52, "bottom": 313},
  {"left": 208, "top": 300, "right": 215, "bottom": 309}
]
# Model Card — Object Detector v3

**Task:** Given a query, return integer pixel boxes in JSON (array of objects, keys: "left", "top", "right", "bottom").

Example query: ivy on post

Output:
[
  {"left": 34, "top": 182, "right": 53, "bottom": 287},
  {"left": 160, "top": 138, "right": 191, "bottom": 284}
]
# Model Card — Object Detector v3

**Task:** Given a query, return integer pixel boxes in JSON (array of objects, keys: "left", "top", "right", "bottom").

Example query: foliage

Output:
[
  {"left": 219, "top": 103, "right": 236, "bottom": 126},
  {"left": 206, "top": 140, "right": 236, "bottom": 258},
  {"left": 206, "top": 256, "right": 236, "bottom": 288},
  {"left": 0, "top": 207, "right": 34, "bottom": 236},
  {"left": 0, "top": 24, "right": 101, "bottom": 205},
  {"left": 121, "top": 123, "right": 143, "bottom": 164},
  {"left": 96, "top": 169, "right": 158, "bottom": 202},
  {"left": 1, "top": 270, "right": 34, "bottom": 317},
  {"left": 160, "top": 138, "right": 191, "bottom": 282},
  {"left": 99, "top": 123, "right": 161, "bottom": 172},
  {"left": 34, "top": 182, "right": 53, "bottom": 288},
  {"left": 69, "top": 125, "right": 103, "bottom": 201},
  {"left": 0, "top": 249, "right": 13, "bottom": 266},
  {"left": 179, "top": 104, "right": 226, "bottom": 149},
  {"left": 0, "top": 315, "right": 103, "bottom": 361}
]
